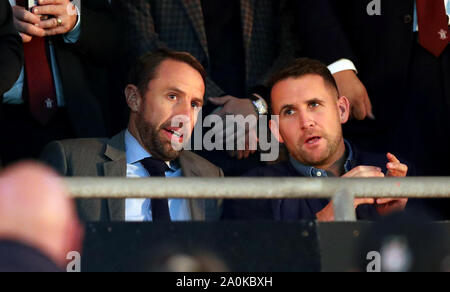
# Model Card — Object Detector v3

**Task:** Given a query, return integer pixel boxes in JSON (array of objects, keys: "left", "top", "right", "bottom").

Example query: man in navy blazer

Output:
[{"left": 223, "top": 58, "right": 410, "bottom": 222}]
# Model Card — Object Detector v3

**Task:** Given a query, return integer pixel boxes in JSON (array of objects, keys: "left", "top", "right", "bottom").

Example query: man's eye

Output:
[
  {"left": 168, "top": 94, "right": 177, "bottom": 100},
  {"left": 191, "top": 102, "right": 201, "bottom": 109},
  {"left": 284, "top": 109, "right": 295, "bottom": 116},
  {"left": 309, "top": 102, "right": 320, "bottom": 108}
]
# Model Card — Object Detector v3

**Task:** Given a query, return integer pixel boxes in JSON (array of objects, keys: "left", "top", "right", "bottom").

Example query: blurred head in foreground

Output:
[{"left": 0, "top": 162, "right": 83, "bottom": 268}]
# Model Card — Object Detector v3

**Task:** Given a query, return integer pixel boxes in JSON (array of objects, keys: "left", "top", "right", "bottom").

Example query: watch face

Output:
[{"left": 253, "top": 99, "right": 268, "bottom": 115}]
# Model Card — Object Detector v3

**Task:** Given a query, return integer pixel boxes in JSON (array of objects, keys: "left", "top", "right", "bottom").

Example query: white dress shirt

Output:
[
  {"left": 329, "top": 0, "right": 450, "bottom": 74},
  {"left": 124, "top": 130, "right": 192, "bottom": 222}
]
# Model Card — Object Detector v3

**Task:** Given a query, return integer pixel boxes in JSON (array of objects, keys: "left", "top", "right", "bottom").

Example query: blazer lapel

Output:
[
  {"left": 179, "top": 152, "right": 205, "bottom": 221},
  {"left": 240, "top": 0, "right": 255, "bottom": 80},
  {"left": 102, "top": 131, "right": 127, "bottom": 221},
  {"left": 180, "top": 0, "right": 209, "bottom": 59}
]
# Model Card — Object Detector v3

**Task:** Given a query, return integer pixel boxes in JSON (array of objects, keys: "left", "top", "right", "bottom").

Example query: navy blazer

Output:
[{"left": 222, "top": 147, "right": 411, "bottom": 221}]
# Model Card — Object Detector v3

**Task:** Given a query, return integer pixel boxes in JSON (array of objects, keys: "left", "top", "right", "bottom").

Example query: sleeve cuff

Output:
[
  {"left": 63, "top": 5, "right": 81, "bottom": 44},
  {"left": 327, "top": 59, "right": 358, "bottom": 75}
]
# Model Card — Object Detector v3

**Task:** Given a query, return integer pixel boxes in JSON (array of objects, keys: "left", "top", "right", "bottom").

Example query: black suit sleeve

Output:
[
  {"left": 40, "top": 141, "right": 69, "bottom": 176},
  {"left": 0, "top": 241, "right": 61, "bottom": 272},
  {"left": 68, "top": 0, "right": 124, "bottom": 65},
  {"left": 0, "top": 0, "right": 23, "bottom": 97}
]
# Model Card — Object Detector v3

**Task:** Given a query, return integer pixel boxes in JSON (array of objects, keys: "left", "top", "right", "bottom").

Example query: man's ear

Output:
[
  {"left": 337, "top": 96, "right": 350, "bottom": 124},
  {"left": 269, "top": 118, "right": 284, "bottom": 144},
  {"left": 125, "top": 85, "right": 142, "bottom": 113}
]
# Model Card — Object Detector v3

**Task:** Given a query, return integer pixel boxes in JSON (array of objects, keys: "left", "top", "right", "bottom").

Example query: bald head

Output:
[{"left": 0, "top": 162, "right": 82, "bottom": 267}]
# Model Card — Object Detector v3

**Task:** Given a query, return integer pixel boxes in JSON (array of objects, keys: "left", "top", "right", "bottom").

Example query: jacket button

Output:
[{"left": 404, "top": 14, "right": 413, "bottom": 24}]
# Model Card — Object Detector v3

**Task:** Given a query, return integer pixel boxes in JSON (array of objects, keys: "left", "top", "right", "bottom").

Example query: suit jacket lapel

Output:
[
  {"left": 180, "top": 0, "right": 209, "bottom": 59},
  {"left": 102, "top": 131, "right": 127, "bottom": 221},
  {"left": 240, "top": 0, "right": 255, "bottom": 80},
  {"left": 179, "top": 152, "right": 206, "bottom": 221}
]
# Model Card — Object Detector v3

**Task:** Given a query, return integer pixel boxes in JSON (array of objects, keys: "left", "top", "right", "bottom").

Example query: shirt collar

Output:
[
  {"left": 289, "top": 139, "right": 355, "bottom": 177},
  {"left": 124, "top": 130, "right": 179, "bottom": 170}
]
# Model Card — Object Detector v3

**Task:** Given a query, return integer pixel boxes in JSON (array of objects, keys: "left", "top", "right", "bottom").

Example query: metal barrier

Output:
[{"left": 65, "top": 177, "right": 450, "bottom": 221}]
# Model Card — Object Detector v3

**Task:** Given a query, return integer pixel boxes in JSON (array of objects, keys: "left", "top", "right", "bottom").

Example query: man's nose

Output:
[
  {"left": 172, "top": 102, "right": 192, "bottom": 126},
  {"left": 299, "top": 112, "right": 315, "bottom": 130},
  {"left": 173, "top": 101, "right": 192, "bottom": 119}
]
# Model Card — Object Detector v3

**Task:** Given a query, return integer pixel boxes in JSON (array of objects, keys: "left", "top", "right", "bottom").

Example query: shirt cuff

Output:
[
  {"left": 327, "top": 59, "right": 358, "bottom": 75},
  {"left": 63, "top": 5, "right": 81, "bottom": 44}
]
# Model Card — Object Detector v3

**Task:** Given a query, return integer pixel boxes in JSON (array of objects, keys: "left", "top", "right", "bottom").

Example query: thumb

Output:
[{"left": 209, "top": 96, "right": 232, "bottom": 106}]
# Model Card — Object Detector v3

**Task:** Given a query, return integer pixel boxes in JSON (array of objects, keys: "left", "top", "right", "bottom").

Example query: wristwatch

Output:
[{"left": 249, "top": 93, "right": 269, "bottom": 115}]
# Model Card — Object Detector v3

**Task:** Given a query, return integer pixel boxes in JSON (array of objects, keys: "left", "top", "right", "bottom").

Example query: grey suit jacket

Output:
[{"left": 41, "top": 131, "right": 224, "bottom": 222}]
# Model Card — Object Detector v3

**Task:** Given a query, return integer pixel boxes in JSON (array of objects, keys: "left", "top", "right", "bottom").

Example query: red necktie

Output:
[
  {"left": 416, "top": 0, "right": 450, "bottom": 58},
  {"left": 16, "top": 0, "right": 57, "bottom": 125},
  {"left": 23, "top": 38, "right": 58, "bottom": 125}
]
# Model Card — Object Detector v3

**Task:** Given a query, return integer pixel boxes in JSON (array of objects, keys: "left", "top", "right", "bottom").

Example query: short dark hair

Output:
[
  {"left": 268, "top": 58, "right": 339, "bottom": 97},
  {"left": 128, "top": 49, "right": 207, "bottom": 95}
]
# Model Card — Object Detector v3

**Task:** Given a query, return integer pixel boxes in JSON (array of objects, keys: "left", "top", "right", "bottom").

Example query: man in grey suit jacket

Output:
[{"left": 41, "top": 49, "right": 224, "bottom": 222}]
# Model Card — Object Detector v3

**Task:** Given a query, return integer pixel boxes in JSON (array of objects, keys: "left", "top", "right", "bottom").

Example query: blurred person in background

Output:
[{"left": 0, "top": 162, "right": 83, "bottom": 272}]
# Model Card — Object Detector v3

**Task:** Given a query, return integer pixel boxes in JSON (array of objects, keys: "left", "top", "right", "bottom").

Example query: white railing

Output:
[{"left": 64, "top": 177, "right": 450, "bottom": 221}]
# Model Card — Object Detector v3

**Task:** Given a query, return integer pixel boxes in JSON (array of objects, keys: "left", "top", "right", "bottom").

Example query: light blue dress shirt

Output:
[
  {"left": 3, "top": 0, "right": 82, "bottom": 106},
  {"left": 124, "top": 130, "right": 192, "bottom": 222},
  {"left": 289, "top": 140, "right": 355, "bottom": 178},
  {"left": 413, "top": 0, "right": 450, "bottom": 32}
]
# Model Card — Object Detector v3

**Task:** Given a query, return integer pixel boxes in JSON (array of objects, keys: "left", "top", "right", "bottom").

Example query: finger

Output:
[
  {"left": 32, "top": 5, "right": 65, "bottom": 17},
  {"left": 364, "top": 93, "right": 376, "bottom": 120},
  {"left": 345, "top": 170, "right": 384, "bottom": 178},
  {"left": 359, "top": 171, "right": 385, "bottom": 178},
  {"left": 249, "top": 129, "right": 258, "bottom": 151},
  {"left": 387, "top": 153, "right": 401, "bottom": 163},
  {"left": 351, "top": 98, "right": 366, "bottom": 120},
  {"left": 39, "top": 17, "right": 60, "bottom": 29},
  {"left": 209, "top": 96, "right": 232, "bottom": 106},
  {"left": 376, "top": 198, "right": 398, "bottom": 205},
  {"left": 15, "top": 19, "right": 46, "bottom": 37},
  {"left": 44, "top": 26, "right": 68, "bottom": 37},
  {"left": 13, "top": 6, "right": 41, "bottom": 24},
  {"left": 387, "top": 162, "right": 408, "bottom": 173},
  {"left": 20, "top": 33, "right": 33, "bottom": 43},
  {"left": 355, "top": 166, "right": 383, "bottom": 172},
  {"left": 387, "top": 170, "right": 408, "bottom": 177},
  {"left": 38, "top": 0, "right": 65, "bottom": 5},
  {"left": 343, "top": 166, "right": 382, "bottom": 177},
  {"left": 354, "top": 198, "right": 375, "bottom": 207}
]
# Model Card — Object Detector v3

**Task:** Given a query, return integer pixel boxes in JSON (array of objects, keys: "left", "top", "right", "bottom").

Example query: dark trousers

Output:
[
  {"left": 393, "top": 43, "right": 450, "bottom": 220},
  {"left": 392, "top": 43, "right": 450, "bottom": 177},
  {"left": 0, "top": 104, "right": 75, "bottom": 167}
]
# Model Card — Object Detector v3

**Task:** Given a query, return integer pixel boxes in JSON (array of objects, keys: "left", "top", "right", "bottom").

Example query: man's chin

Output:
[{"left": 160, "top": 145, "right": 183, "bottom": 161}]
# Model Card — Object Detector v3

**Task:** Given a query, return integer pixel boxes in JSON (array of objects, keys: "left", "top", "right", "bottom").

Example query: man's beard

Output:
[
  {"left": 297, "top": 131, "right": 342, "bottom": 168},
  {"left": 136, "top": 114, "right": 183, "bottom": 162}
]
